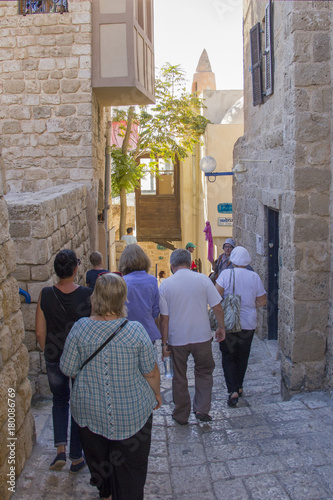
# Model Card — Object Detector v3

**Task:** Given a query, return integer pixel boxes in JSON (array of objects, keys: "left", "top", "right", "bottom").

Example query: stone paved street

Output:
[{"left": 12, "top": 337, "right": 333, "bottom": 500}]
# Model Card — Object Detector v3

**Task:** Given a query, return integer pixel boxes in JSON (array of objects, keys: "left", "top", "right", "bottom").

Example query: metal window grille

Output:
[{"left": 19, "top": 0, "right": 68, "bottom": 15}]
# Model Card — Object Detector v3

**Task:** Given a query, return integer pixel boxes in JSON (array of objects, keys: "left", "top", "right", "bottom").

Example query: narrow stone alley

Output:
[{"left": 12, "top": 337, "right": 333, "bottom": 500}]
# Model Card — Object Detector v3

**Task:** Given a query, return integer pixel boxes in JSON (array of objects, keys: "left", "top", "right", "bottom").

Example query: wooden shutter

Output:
[
  {"left": 250, "top": 22, "right": 263, "bottom": 106},
  {"left": 265, "top": 0, "right": 274, "bottom": 96}
]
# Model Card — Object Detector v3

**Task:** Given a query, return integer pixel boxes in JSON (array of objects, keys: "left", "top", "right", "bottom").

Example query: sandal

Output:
[{"left": 227, "top": 393, "right": 239, "bottom": 407}]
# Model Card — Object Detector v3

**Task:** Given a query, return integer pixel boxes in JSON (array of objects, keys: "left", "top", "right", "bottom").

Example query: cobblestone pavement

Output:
[{"left": 12, "top": 337, "right": 333, "bottom": 500}]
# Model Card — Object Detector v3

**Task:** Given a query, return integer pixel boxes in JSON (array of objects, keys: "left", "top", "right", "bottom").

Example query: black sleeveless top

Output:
[{"left": 41, "top": 286, "right": 92, "bottom": 362}]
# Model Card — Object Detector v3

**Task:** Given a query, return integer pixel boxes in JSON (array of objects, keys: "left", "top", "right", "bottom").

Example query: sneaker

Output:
[
  {"left": 49, "top": 452, "right": 66, "bottom": 471},
  {"left": 194, "top": 412, "right": 213, "bottom": 422},
  {"left": 69, "top": 459, "right": 86, "bottom": 474}
]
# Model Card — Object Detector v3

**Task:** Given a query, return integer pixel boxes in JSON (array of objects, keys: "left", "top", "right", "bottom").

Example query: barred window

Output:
[{"left": 19, "top": 1, "right": 68, "bottom": 15}]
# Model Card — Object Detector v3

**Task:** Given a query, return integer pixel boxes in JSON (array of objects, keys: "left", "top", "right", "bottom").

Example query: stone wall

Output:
[
  {"left": 0, "top": 0, "right": 110, "bottom": 251},
  {"left": 0, "top": 151, "right": 35, "bottom": 500},
  {"left": 235, "top": 1, "right": 332, "bottom": 395},
  {"left": 5, "top": 183, "right": 91, "bottom": 397}
]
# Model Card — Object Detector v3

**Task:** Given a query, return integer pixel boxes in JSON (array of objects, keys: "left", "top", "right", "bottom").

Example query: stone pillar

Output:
[{"left": 0, "top": 150, "right": 35, "bottom": 500}]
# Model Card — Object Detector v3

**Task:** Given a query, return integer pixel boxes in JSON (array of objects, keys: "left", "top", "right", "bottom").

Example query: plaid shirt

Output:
[{"left": 60, "top": 317, "right": 156, "bottom": 440}]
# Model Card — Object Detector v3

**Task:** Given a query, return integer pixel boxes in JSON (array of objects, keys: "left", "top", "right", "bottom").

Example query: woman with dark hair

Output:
[
  {"left": 118, "top": 244, "right": 161, "bottom": 343},
  {"left": 35, "top": 249, "right": 92, "bottom": 472},
  {"left": 60, "top": 273, "right": 161, "bottom": 500}
]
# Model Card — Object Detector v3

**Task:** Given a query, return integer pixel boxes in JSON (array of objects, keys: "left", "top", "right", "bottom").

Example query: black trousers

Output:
[
  {"left": 219, "top": 330, "right": 255, "bottom": 394},
  {"left": 78, "top": 414, "right": 152, "bottom": 500}
]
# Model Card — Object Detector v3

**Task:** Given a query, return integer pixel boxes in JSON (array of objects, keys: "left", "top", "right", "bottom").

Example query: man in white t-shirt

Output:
[
  {"left": 159, "top": 249, "right": 225, "bottom": 425},
  {"left": 121, "top": 227, "right": 137, "bottom": 246}
]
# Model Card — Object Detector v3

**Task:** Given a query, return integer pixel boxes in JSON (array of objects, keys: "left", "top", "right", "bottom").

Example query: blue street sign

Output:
[{"left": 217, "top": 203, "right": 232, "bottom": 214}]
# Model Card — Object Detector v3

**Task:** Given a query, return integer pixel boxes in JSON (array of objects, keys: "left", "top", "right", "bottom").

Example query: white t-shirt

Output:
[
  {"left": 159, "top": 268, "right": 222, "bottom": 346},
  {"left": 121, "top": 234, "right": 137, "bottom": 246},
  {"left": 216, "top": 268, "right": 266, "bottom": 330}
]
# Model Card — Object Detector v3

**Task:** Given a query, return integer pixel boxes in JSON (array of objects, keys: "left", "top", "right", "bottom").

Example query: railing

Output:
[{"left": 19, "top": 0, "right": 68, "bottom": 15}]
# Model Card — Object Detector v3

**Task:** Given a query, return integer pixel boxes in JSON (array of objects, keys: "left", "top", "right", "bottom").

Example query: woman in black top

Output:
[{"left": 36, "top": 249, "right": 92, "bottom": 473}]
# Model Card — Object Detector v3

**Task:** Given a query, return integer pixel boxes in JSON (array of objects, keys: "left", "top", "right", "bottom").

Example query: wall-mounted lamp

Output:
[
  {"left": 200, "top": 156, "right": 234, "bottom": 183},
  {"left": 200, "top": 156, "right": 272, "bottom": 184}
]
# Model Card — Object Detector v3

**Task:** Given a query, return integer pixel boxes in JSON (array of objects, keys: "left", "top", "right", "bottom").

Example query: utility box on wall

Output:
[{"left": 92, "top": 0, "right": 155, "bottom": 106}]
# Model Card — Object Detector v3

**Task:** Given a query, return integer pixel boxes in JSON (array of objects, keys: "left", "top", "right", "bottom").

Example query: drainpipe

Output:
[{"left": 104, "top": 121, "right": 112, "bottom": 270}]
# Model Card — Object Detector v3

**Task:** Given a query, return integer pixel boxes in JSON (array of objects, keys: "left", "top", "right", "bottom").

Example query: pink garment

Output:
[{"left": 204, "top": 221, "right": 214, "bottom": 263}]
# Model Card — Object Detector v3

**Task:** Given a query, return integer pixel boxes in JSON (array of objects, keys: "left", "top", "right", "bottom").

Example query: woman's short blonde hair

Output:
[
  {"left": 118, "top": 244, "right": 151, "bottom": 275},
  {"left": 91, "top": 273, "right": 127, "bottom": 317}
]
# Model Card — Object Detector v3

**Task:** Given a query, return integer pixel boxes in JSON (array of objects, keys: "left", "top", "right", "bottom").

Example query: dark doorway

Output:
[{"left": 267, "top": 208, "right": 279, "bottom": 339}]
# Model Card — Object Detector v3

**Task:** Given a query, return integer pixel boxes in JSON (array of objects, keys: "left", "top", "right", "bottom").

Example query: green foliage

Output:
[{"left": 111, "top": 63, "right": 209, "bottom": 198}]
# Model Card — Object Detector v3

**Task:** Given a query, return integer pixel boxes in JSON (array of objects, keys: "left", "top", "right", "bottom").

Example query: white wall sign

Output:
[{"left": 218, "top": 217, "right": 233, "bottom": 226}]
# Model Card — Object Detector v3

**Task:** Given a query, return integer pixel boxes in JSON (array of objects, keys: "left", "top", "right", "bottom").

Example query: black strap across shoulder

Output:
[{"left": 79, "top": 319, "right": 128, "bottom": 371}]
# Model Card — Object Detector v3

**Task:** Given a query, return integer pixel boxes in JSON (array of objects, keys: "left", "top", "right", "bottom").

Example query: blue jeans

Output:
[{"left": 46, "top": 360, "right": 82, "bottom": 461}]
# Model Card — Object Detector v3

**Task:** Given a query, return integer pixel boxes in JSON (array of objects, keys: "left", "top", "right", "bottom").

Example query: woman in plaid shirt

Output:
[{"left": 61, "top": 273, "right": 161, "bottom": 500}]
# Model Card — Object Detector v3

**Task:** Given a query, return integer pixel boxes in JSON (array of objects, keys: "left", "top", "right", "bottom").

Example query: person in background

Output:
[
  {"left": 60, "top": 273, "right": 161, "bottom": 500},
  {"left": 118, "top": 244, "right": 161, "bottom": 343},
  {"left": 85, "top": 251, "right": 109, "bottom": 290},
  {"left": 215, "top": 238, "right": 235, "bottom": 278},
  {"left": 215, "top": 246, "right": 266, "bottom": 407},
  {"left": 185, "top": 242, "right": 198, "bottom": 271},
  {"left": 158, "top": 270, "right": 166, "bottom": 286},
  {"left": 35, "top": 249, "right": 92, "bottom": 473},
  {"left": 160, "top": 249, "right": 225, "bottom": 425},
  {"left": 121, "top": 226, "right": 137, "bottom": 246}
]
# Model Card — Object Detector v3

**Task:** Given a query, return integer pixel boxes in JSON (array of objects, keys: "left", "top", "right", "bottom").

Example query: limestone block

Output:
[
  {"left": 12, "top": 265, "right": 30, "bottom": 283},
  {"left": 0, "top": 324, "right": 14, "bottom": 364},
  {"left": 61, "top": 80, "right": 80, "bottom": 93},
  {"left": 22, "top": 59, "right": 38, "bottom": 71},
  {"left": 23, "top": 331, "right": 37, "bottom": 352},
  {"left": 77, "top": 103, "right": 92, "bottom": 116},
  {"left": 294, "top": 301, "right": 329, "bottom": 334},
  {"left": 295, "top": 63, "right": 330, "bottom": 87},
  {"left": 304, "top": 360, "right": 326, "bottom": 391},
  {"left": 12, "top": 344, "right": 30, "bottom": 383},
  {"left": 79, "top": 55, "right": 91, "bottom": 69},
  {"left": 313, "top": 33, "right": 330, "bottom": 62},
  {"left": 280, "top": 353, "right": 305, "bottom": 392},
  {"left": 291, "top": 330, "right": 326, "bottom": 363},
  {"left": 15, "top": 239, "right": 52, "bottom": 266},
  {"left": 42, "top": 80, "right": 60, "bottom": 94},
  {"left": 3, "top": 80, "right": 25, "bottom": 94},
  {"left": 8, "top": 310, "right": 25, "bottom": 352},
  {"left": 27, "top": 278, "right": 53, "bottom": 303},
  {"left": 78, "top": 69, "right": 91, "bottom": 79},
  {"left": 25, "top": 80, "right": 41, "bottom": 93},
  {"left": 50, "top": 70, "right": 64, "bottom": 79},
  {"left": 66, "top": 57, "right": 79, "bottom": 69},
  {"left": 9, "top": 221, "right": 31, "bottom": 238},
  {"left": 51, "top": 229, "right": 62, "bottom": 253},
  {"left": 57, "top": 33, "right": 74, "bottom": 46},
  {"left": 293, "top": 194, "right": 309, "bottom": 215},
  {"left": 30, "top": 261, "right": 53, "bottom": 282},
  {"left": 294, "top": 167, "right": 330, "bottom": 192},
  {"left": 9, "top": 106, "right": 31, "bottom": 120},
  {"left": 0, "top": 277, "right": 21, "bottom": 319},
  {"left": 28, "top": 351, "right": 41, "bottom": 378},
  {"left": 64, "top": 117, "right": 91, "bottom": 132},
  {"left": 294, "top": 217, "right": 329, "bottom": 243},
  {"left": 36, "top": 70, "right": 49, "bottom": 80},
  {"left": 20, "top": 303, "right": 37, "bottom": 332},
  {"left": 309, "top": 193, "right": 330, "bottom": 217},
  {"left": 40, "top": 95, "right": 61, "bottom": 105},
  {"left": 71, "top": 12, "right": 91, "bottom": 25},
  {"left": 61, "top": 93, "right": 91, "bottom": 104},
  {"left": 295, "top": 112, "right": 330, "bottom": 142},
  {"left": 288, "top": 10, "right": 331, "bottom": 33},
  {"left": 294, "top": 270, "right": 329, "bottom": 301},
  {"left": 2, "top": 121, "right": 21, "bottom": 134},
  {"left": 2, "top": 239, "right": 16, "bottom": 276},
  {"left": 46, "top": 119, "right": 64, "bottom": 133},
  {"left": 55, "top": 105, "right": 76, "bottom": 117},
  {"left": 38, "top": 58, "right": 56, "bottom": 71},
  {"left": 304, "top": 141, "right": 330, "bottom": 166},
  {"left": 59, "top": 133, "right": 81, "bottom": 145},
  {"left": 38, "top": 134, "right": 59, "bottom": 147}
]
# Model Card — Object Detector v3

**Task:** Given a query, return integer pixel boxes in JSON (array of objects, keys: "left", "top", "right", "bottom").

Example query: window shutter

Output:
[
  {"left": 250, "top": 22, "right": 263, "bottom": 106},
  {"left": 265, "top": 0, "right": 274, "bottom": 96}
]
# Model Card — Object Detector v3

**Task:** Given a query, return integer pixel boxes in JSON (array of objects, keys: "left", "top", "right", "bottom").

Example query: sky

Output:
[{"left": 153, "top": 0, "right": 244, "bottom": 92}]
